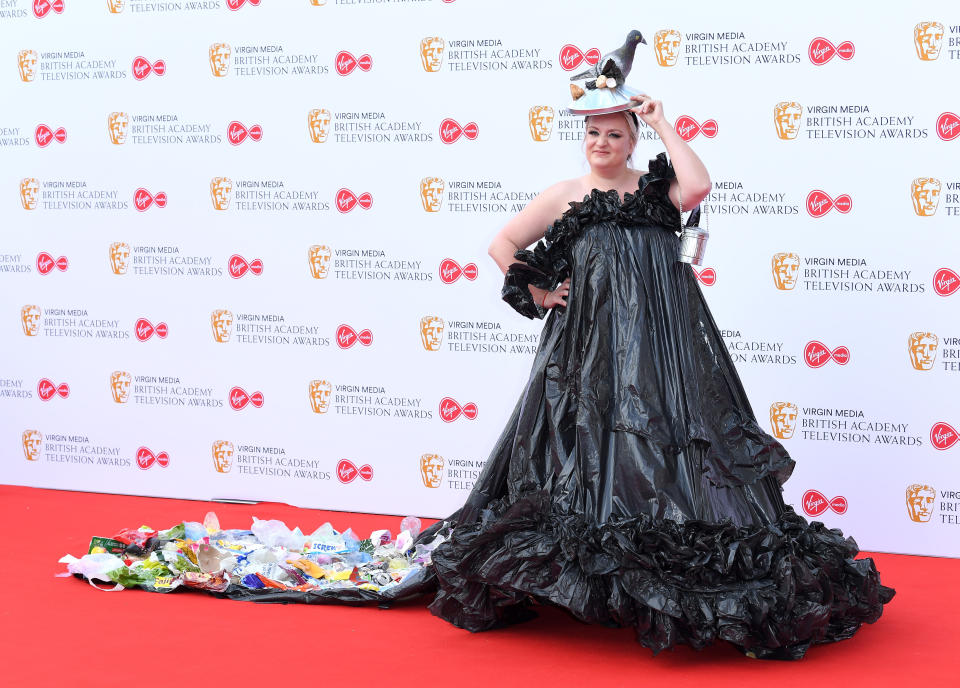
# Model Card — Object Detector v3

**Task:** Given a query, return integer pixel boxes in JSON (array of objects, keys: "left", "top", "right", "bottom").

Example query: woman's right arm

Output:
[
  {"left": 488, "top": 181, "right": 573, "bottom": 308},
  {"left": 488, "top": 181, "right": 572, "bottom": 274}
]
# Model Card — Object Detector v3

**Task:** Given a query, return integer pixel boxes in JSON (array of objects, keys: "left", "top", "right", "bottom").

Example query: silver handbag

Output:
[{"left": 677, "top": 192, "right": 709, "bottom": 266}]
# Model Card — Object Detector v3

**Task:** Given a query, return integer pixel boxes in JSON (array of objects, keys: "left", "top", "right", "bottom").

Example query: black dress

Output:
[{"left": 425, "top": 154, "right": 894, "bottom": 659}]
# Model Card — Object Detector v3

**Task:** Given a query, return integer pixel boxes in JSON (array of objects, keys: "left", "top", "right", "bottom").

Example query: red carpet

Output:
[{"left": 1, "top": 485, "right": 954, "bottom": 687}]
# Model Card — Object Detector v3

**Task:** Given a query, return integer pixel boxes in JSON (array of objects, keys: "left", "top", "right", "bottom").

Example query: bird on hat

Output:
[{"left": 568, "top": 30, "right": 646, "bottom": 83}]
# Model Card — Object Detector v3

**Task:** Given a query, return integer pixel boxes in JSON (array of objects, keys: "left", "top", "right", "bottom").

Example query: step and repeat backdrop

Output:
[{"left": 1, "top": 0, "right": 957, "bottom": 556}]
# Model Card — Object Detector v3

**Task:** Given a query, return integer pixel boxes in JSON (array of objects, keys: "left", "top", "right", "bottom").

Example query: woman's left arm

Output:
[{"left": 630, "top": 95, "right": 711, "bottom": 211}]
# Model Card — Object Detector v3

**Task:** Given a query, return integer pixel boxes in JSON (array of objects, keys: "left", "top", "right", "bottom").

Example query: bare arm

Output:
[
  {"left": 488, "top": 181, "right": 573, "bottom": 274},
  {"left": 631, "top": 96, "right": 712, "bottom": 211},
  {"left": 488, "top": 181, "right": 575, "bottom": 307}
]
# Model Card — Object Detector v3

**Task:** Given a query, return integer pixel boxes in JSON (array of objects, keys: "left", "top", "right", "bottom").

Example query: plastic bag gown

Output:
[{"left": 424, "top": 154, "right": 894, "bottom": 659}]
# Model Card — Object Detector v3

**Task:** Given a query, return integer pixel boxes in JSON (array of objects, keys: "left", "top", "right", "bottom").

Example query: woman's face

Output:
[{"left": 585, "top": 113, "right": 635, "bottom": 171}]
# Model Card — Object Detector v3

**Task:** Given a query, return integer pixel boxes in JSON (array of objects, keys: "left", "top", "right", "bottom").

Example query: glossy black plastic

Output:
[{"left": 428, "top": 154, "right": 894, "bottom": 659}]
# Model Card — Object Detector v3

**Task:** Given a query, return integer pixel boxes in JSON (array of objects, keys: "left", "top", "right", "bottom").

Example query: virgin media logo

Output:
[
  {"left": 229, "top": 386, "right": 263, "bottom": 410},
  {"left": 802, "top": 489, "right": 848, "bottom": 517},
  {"left": 226, "top": 0, "right": 260, "bottom": 9},
  {"left": 134, "top": 188, "right": 167, "bottom": 211},
  {"left": 336, "top": 324, "right": 372, "bottom": 349},
  {"left": 136, "top": 446, "right": 169, "bottom": 470},
  {"left": 33, "top": 0, "right": 64, "bottom": 18},
  {"left": 675, "top": 115, "right": 717, "bottom": 142},
  {"left": 335, "top": 51, "right": 372, "bottom": 76},
  {"left": 36, "top": 252, "right": 68, "bottom": 275},
  {"left": 337, "top": 458, "right": 373, "bottom": 484},
  {"left": 37, "top": 378, "right": 69, "bottom": 401},
  {"left": 228, "top": 254, "right": 262, "bottom": 278},
  {"left": 228, "top": 121, "right": 262, "bottom": 145},
  {"left": 693, "top": 266, "right": 716, "bottom": 286},
  {"left": 439, "top": 118, "right": 478, "bottom": 144},
  {"left": 931, "top": 422, "right": 958, "bottom": 451},
  {"left": 559, "top": 44, "right": 600, "bottom": 71},
  {"left": 336, "top": 188, "right": 372, "bottom": 213},
  {"left": 933, "top": 268, "right": 960, "bottom": 296},
  {"left": 35, "top": 124, "right": 66, "bottom": 147},
  {"left": 804, "top": 341, "right": 850, "bottom": 368},
  {"left": 806, "top": 190, "right": 851, "bottom": 218},
  {"left": 132, "top": 57, "right": 165, "bottom": 80},
  {"left": 808, "top": 38, "right": 855, "bottom": 65},
  {"left": 135, "top": 318, "right": 168, "bottom": 341},
  {"left": 439, "top": 258, "right": 477, "bottom": 284},
  {"left": 936, "top": 112, "right": 960, "bottom": 141},
  {"left": 439, "top": 397, "right": 477, "bottom": 422}
]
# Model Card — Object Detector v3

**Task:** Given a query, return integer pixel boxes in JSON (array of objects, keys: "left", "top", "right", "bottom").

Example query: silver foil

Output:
[{"left": 567, "top": 83, "right": 645, "bottom": 116}]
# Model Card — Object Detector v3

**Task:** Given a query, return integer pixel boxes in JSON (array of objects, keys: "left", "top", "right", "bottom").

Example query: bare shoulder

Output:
[
  {"left": 540, "top": 177, "right": 583, "bottom": 201},
  {"left": 537, "top": 177, "right": 589, "bottom": 217},
  {"left": 495, "top": 177, "right": 585, "bottom": 248},
  {"left": 513, "top": 179, "right": 576, "bottom": 216}
]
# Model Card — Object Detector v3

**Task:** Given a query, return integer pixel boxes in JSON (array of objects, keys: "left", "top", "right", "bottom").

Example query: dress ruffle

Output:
[
  {"left": 502, "top": 153, "right": 681, "bottom": 318},
  {"left": 429, "top": 492, "right": 894, "bottom": 660},
  {"left": 501, "top": 263, "right": 550, "bottom": 320}
]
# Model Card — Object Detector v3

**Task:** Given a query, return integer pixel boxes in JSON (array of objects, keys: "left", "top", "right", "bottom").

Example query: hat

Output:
[{"left": 566, "top": 30, "right": 646, "bottom": 116}]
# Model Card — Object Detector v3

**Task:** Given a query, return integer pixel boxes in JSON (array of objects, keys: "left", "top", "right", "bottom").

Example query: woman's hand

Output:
[
  {"left": 534, "top": 278, "right": 570, "bottom": 309},
  {"left": 629, "top": 93, "right": 711, "bottom": 210},
  {"left": 629, "top": 95, "right": 666, "bottom": 131}
]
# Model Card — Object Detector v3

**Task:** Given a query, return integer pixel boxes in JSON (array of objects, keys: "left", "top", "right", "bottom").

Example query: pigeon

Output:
[{"left": 568, "top": 30, "right": 646, "bottom": 83}]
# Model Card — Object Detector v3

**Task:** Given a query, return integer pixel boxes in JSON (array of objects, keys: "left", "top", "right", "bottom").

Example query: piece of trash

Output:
[{"left": 60, "top": 513, "right": 449, "bottom": 602}]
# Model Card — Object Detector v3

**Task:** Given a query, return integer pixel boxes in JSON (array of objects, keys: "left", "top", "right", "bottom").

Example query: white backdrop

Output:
[{"left": 1, "top": 0, "right": 957, "bottom": 557}]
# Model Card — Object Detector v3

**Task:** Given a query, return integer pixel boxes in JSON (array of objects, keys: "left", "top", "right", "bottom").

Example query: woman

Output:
[{"left": 425, "top": 95, "right": 894, "bottom": 659}]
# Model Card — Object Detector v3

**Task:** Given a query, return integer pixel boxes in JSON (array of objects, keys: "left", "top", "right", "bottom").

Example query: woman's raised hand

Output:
[{"left": 630, "top": 95, "right": 666, "bottom": 131}]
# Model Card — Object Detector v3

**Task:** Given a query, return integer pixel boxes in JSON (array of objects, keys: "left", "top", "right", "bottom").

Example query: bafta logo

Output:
[
  {"left": 654, "top": 29, "right": 682, "bottom": 66},
  {"left": 22, "top": 430, "right": 42, "bottom": 461},
  {"left": 110, "top": 370, "right": 132, "bottom": 404},
  {"left": 906, "top": 483, "right": 935, "bottom": 522},
  {"left": 108, "top": 112, "right": 129, "bottom": 145},
  {"left": 914, "top": 22, "right": 944, "bottom": 61},
  {"left": 209, "top": 43, "right": 232, "bottom": 77},
  {"left": 308, "top": 245, "right": 332, "bottom": 279},
  {"left": 420, "top": 37, "right": 445, "bottom": 72},
  {"left": 21, "top": 305, "right": 41, "bottom": 336},
  {"left": 420, "top": 176, "right": 445, "bottom": 212},
  {"left": 210, "top": 177, "right": 233, "bottom": 210},
  {"left": 308, "top": 108, "right": 331, "bottom": 143},
  {"left": 771, "top": 252, "right": 800, "bottom": 290},
  {"left": 769, "top": 402, "right": 798, "bottom": 440},
  {"left": 109, "top": 242, "right": 130, "bottom": 275},
  {"left": 420, "top": 316, "right": 445, "bottom": 351},
  {"left": 420, "top": 453, "right": 444, "bottom": 488},
  {"left": 528, "top": 106, "right": 555, "bottom": 142},
  {"left": 309, "top": 379, "right": 332, "bottom": 414},
  {"left": 911, "top": 177, "right": 941, "bottom": 216},
  {"left": 211, "top": 309, "right": 233, "bottom": 343},
  {"left": 774, "top": 102, "right": 802, "bottom": 140},
  {"left": 20, "top": 177, "right": 39, "bottom": 210},
  {"left": 107, "top": 0, "right": 125, "bottom": 13},
  {"left": 908, "top": 332, "right": 939, "bottom": 371},
  {"left": 212, "top": 440, "right": 234, "bottom": 473},
  {"left": 18, "top": 49, "right": 38, "bottom": 82}
]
